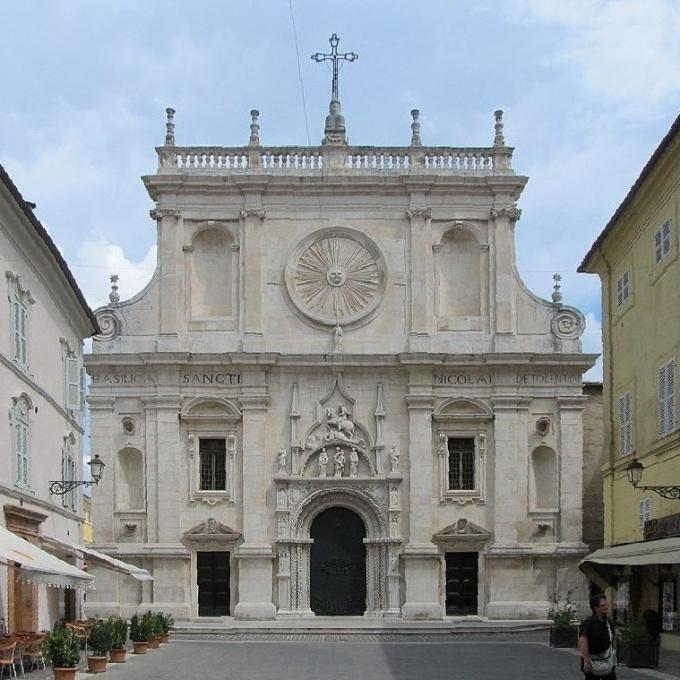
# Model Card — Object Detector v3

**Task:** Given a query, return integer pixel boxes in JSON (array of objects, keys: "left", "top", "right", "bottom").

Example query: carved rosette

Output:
[
  {"left": 285, "top": 229, "right": 387, "bottom": 327},
  {"left": 93, "top": 308, "right": 122, "bottom": 341},
  {"left": 551, "top": 307, "right": 585, "bottom": 340}
]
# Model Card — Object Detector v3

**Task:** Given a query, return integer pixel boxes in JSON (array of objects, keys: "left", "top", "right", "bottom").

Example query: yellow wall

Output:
[
  {"left": 589, "top": 136, "right": 680, "bottom": 548},
  {"left": 82, "top": 494, "right": 93, "bottom": 544}
]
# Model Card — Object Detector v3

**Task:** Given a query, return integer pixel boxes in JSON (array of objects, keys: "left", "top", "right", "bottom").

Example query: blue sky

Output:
[{"left": 2, "top": 0, "right": 680, "bottom": 380}]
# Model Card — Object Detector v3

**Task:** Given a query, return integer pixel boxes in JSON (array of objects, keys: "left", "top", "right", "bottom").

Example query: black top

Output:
[{"left": 579, "top": 615, "right": 613, "bottom": 655}]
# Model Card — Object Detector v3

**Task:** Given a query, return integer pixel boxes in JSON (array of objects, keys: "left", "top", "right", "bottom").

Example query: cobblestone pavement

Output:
[{"left": 20, "top": 633, "right": 675, "bottom": 680}]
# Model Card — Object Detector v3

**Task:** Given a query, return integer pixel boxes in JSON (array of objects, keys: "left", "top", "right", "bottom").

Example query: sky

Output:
[{"left": 2, "top": 0, "right": 680, "bottom": 382}]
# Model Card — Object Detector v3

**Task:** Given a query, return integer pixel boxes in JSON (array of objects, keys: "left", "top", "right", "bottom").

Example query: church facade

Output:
[{"left": 86, "top": 73, "right": 596, "bottom": 620}]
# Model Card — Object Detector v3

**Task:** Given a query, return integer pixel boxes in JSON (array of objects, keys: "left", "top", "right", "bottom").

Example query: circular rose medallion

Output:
[{"left": 285, "top": 229, "right": 387, "bottom": 327}]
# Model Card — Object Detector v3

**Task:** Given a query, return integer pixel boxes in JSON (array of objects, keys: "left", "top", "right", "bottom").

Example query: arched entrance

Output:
[{"left": 310, "top": 507, "right": 367, "bottom": 615}]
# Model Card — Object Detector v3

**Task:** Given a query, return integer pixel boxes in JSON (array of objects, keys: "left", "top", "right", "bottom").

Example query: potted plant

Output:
[
  {"left": 548, "top": 591, "right": 578, "bottom": 647},
  {"left": 42, "top": 622, "right": 81, "bottom": 680},
  {"left": 108, "top": 617, "right": 129, "bottom": 663},
  {"left": 87, "top": 619, "right": 113, "bottom": 673},
  {"left": 159, "top": 612, "right": 174, "bottom": 643},
  {"left": 144, "top": 611, "right": 161, "bottom": 648},
  {"left": 617, "top": 613, "right": 660, "bottom": 668},
  {"left": 129, "top": 614, "right": 150, "bottom": 654}
]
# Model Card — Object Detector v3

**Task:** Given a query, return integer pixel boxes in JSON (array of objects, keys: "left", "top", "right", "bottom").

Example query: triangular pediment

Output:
[
  {"left": 183, "top": 519, "right": 241, "bottom": 541},
  {"left": 433, "top": 518, "right": 491, "bottom": 543}
]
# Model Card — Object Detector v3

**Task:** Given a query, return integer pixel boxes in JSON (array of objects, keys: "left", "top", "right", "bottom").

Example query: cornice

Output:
[{"left": 0, "top": 482, "right": 84, "bottom": 523}]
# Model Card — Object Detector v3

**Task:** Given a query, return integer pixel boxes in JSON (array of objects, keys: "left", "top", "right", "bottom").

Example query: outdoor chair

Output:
[
  {"left": 0, "top": 641, "right": 17, "bottom": 678},
  {"left": 8, "top": 638, "right": 25, "bottom": 678},
  {"left": 65, "top": 623, "right": 88, "bottom": 651},
  {"left": 22, "top": 637, "right": 45, "bottom": 672}
]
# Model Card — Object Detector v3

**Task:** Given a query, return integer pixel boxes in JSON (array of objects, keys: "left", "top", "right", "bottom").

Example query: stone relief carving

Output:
[
  {"left": 285, "top": 229, "right": 387, "bottom": 327},
  {"left": 551, "top": 307, "right": 585, "bottom": 340},
  {"left": 93, "top": 308, "right": 122, "bottom": 341},
  {"left": 349, "top": 448, "right": 359, "bottom": 478},
  {"left": 121, "top": 417, "right": 136, "bottom": 435},
  {"left": 389, "top": 445, "right": 400, "bottom": 473},
  {"left": 333, "top": 447, "right": 346, "bottom": 477},
  {"left": 318, "top": 448, "right": 328, "bottom": 477},
  {"left": 278, "top": 447, "right": 288, "bottom": 473}
]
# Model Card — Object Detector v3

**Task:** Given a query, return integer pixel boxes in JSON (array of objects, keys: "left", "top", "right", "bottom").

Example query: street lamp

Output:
[
  {"left": 625, "top": 457, "right": 680, "bottom": 500},
  {"left": 49, "top": 454, "right": 106, "bottom": 496}
]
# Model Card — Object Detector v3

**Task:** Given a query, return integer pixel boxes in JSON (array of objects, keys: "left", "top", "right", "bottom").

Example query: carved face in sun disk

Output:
[{"left": 326, "top": 267, "right": 346, "bottom": 287}]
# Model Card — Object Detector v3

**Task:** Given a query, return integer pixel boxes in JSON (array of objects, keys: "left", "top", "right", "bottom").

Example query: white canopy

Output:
[
  {"left": 42, "top": 537, "right": 153, "bottom": 582},
  {"left": 0, "top": 526, "right": 95, "bottom": 590}
]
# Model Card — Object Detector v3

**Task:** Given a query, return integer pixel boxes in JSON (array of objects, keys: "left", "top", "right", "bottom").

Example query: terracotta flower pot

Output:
[
  {"left": 86, "top": 655, "right": 108, "bottom": 673},
  {"left": 160, "top": 634, "right": 170, "bottom": 644},
  {"left": 109, "top": 648, "right": 127, "bottom": 663},
  {"left": 148, "top": 637, "right": 160, "bottom": 649},
  {"left": 53, "top": 669, "right": 77, "bottom": 680},
  {"left": 132, "top": 641, "right": 148, "bottom": 654}
]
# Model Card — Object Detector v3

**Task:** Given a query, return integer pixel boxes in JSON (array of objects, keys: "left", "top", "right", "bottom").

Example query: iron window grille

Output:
[
  {"left": 199, "top": 438, "right": 227, "bottom": 491},
  {"left": 448, "top": 437, "right": 475, "bottom": 491}
]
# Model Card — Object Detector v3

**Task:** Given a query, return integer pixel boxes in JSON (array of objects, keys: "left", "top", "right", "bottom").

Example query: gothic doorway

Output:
[
  {"left": 197, "top": 551, "right": 230, "bottom": 616},
  {"left": 445, "top": 552, "right": 478, "bottom": 615},
  {"left": 310, "top": 507, "right": 367, "bottom": 616}
]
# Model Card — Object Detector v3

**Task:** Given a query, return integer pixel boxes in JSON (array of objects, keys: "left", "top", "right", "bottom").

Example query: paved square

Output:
[{"left": 56, "top": 634, "right": 680, "bottom": 680}]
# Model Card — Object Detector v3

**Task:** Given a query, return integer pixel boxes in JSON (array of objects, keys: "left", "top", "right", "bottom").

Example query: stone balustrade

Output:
[{"left": 157, "top": 144, "right": 513, "bottom": 174}]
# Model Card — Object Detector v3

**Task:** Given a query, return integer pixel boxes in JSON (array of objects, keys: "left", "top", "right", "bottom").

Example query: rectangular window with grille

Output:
[
  {"left": 199, "top": 438, "right": 227, "bottom": 491},
  {"left": 659, "top": 359, "right": 677, "bottom": 436},
  {"left": 618, "top": 392, "right": 633, "bottom": 455},
  {"left": 655, "top": 219, "right": 672, "bottom": 264},
  {"left": 448, "top": 437, "right": 475, "bottom": 491}
]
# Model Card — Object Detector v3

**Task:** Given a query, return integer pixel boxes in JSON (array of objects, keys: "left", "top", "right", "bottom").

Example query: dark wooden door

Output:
[
  {"left": 197, "top": 551, "right": 230, "bottom": 616},
  {"left": 445, "top": 552, "right": 478, "bottom": 615},
  {"left": 310, "top": 507, "right": 366, "bottom": 616}
]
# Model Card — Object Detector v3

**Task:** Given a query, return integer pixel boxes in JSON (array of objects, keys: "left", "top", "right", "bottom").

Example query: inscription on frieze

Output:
[
  {"left": 516, "top": 374, "right": 581, "bottom": 385},
  {"left": 91, "top": 373, "right": 156, "bottom": 385},
  {"left": 182, "top": 373, "right": 242, "bottom": 385},
  {"left": 434, "top": 374, "right": 493, "bottom": 386}
]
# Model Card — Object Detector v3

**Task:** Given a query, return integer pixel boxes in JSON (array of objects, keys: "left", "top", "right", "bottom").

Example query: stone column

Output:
[
  {"left": 490, "top": 396, "right": 531, "bottom": 545},
  {"left": 151, "top": 209, "right": 182, "bottom": 351},
  {"left": 489, "top": 207, "right": 520, "bottom": 344},
  {"left": 558, "top": 396, "right": 588, "bottom": 546},
  {"left": 240, "top": 205, "right": 266, "bottom": 352},
  {"left": 401, "top": 369, "right": 442, "bottom": 620},
  {"left": 406, "top": 205, "right": 434, "bottom": 352},
  {"left": 234, "top": 371, "right": 275, "bottom": 619}
]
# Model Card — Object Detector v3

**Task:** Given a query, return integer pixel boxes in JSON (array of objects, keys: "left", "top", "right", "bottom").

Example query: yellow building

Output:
[
  {"left": 82, "top": 494, "right": 93, "bottom": 544},
  {"left": 579, "top": 113, "right": 680, "bottom": 650}
]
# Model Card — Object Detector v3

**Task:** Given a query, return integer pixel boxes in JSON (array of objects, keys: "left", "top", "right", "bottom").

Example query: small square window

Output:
[
  {"left": 655, "top": 219, "right": 673, "bottom": 264},
  {"left": 616, "top": 271, "right": 631, "bottom": 306}
]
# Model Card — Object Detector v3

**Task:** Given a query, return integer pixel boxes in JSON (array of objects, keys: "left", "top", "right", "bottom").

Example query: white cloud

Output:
[
  {"left": 76, "top": 239, "right": 156, "bottom": 310},
  {"left": 510, "top": 0, "right": 680, "bottom": 120},
  {"left": 581, "top": 311, "right": 603, "bottom": 382}
]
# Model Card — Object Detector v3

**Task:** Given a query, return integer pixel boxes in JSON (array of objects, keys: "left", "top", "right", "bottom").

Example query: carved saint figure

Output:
[
  {"left": 332, "top": 324, "right": 343, "bottom": 353},
  {"left": 318, "top": 448, "right": 329, "bottom": 477},
  {"left": 349, "top": 448, "right": 359, "bottom": 478},
  {"left": 324, "top": 99, "right": 346, "bottom": 137},
  {"left": 325, "top": 404, "right": 355, "bottom": 441},
  {"left": 390, "top": 445, "right": 400, "bottom": 473},
  {"left": 277, "top": 447, "right": 288, "bottom": 473},
  {"left": 334, "top": 447, "right": 346, "bottom": 477}
]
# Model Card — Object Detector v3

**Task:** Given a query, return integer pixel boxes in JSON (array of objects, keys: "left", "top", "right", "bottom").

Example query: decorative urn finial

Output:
[
  {"left": 109, "top": 274, "right": 120, "bottom": 304},
  {"left": 249, "top": 109, "right": 260, "bottom": 146},
  {"left": 164, "top": 107, "right": 176, "bottom": 146},
  {"left": 493, "top": 109, "right": 505, "bottom": 147},
  {"left": 552, "top": 273, "right": 563, "bottom": 304},
  {"left": 410, "top": 109, "right": 422, "bottom": 146}
]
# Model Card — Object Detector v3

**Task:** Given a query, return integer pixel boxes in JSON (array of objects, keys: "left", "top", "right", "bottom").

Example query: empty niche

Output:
[
  {"left": 115, "top": 447, "right": 145, "bottom": 510},
  {"left": 530, "top": 445, "right": 558, "bottom": 511},
  {"left": 436, "top": 226, "right": 482, "bottom": 328},
  {"left": 191, "top": 227, "right": 235, "bottom": 318}
]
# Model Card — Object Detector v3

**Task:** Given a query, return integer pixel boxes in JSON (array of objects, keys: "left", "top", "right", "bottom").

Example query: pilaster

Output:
[
  {"left": 240, "top": 202, "right": 267, "bottom": 351},
  {"left": 489, "top": 206, "right": 520, "bottom": 339},
  {"left": 406, "top": 204, "right": 433, "bottom": 351}
]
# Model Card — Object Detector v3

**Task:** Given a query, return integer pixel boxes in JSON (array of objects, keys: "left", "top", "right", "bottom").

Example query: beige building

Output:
[
  {"left": 0, "top": 163, "right": 98, "bottom": 632},
  {"left": 86, "top": 75, "right": 598, "bottom": 621},
  {"left": 580, "top": 113, "right": 680, "bottom": 649}
]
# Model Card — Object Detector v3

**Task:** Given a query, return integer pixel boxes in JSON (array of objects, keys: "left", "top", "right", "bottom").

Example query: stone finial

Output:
[
  {"left": 552, "top": 273, "right": 563, "bottom": 304},
  {"left": 493, "top": 109, "right": 505, "bottom": 147},
  {"left": 109, "top": 274, "right": 120, "bottom": 304},
  {"left": 249, "top": 109, "right": 261, "bottom": 146},
  {"left": 165, "top": 107, "right": 176, "bottom": 146},
  {"left": 410, "top": 109, "right": 422, "bottom": 146},
  {"left": 323, "top": 99, "right": 347, "bottom": 145}
]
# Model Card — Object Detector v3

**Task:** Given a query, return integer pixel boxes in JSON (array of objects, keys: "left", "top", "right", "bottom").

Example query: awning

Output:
[
  {"left": 579, "top": 537, "right": 680, "bottom": 588},
  {"left": 0, "top": 526, "right": 95, "bottom": 590},
  {"left": 42, "top": 537, "right": 153, "bottom": 582}
]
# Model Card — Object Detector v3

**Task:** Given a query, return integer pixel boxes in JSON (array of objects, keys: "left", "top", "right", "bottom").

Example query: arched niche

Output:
[
  {"left": 115, "top": 447, "right": 145, "bottom": 511},
  {"left": 529, "top": 445, "right": 558, "bottom": 511},
  {"left": 434, "top": 224, "right": 487, "bottom": 331},
  {"left": 187, "top": 222, "right": 238, "bottom": 325}
]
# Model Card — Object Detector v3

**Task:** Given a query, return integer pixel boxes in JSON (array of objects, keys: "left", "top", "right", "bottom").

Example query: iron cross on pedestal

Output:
[{"left": 311, "top": 33, "right": 358, "bottom": 101}]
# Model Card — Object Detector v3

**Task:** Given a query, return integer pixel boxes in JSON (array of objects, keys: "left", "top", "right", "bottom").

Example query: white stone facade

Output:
[
  {"left": 85, "top": 105, "right": 596, "bottom": 621},
  {"left": 0, "top": 164, "right": 98, "bottom": 632}
]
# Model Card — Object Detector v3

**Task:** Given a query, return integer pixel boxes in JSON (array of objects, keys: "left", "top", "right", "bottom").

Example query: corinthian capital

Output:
[
  {"left": 149, "top": 208, "right": 181, "bottom": 221},
  {"left": 406, "top": 207, "right": 432, "bottom": 220},
  {"left": 490, "top": 206, "right": 521, "bottom": 223},
  {"left": 239, "top": 208, "right": 267, "bottom": 220}
]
